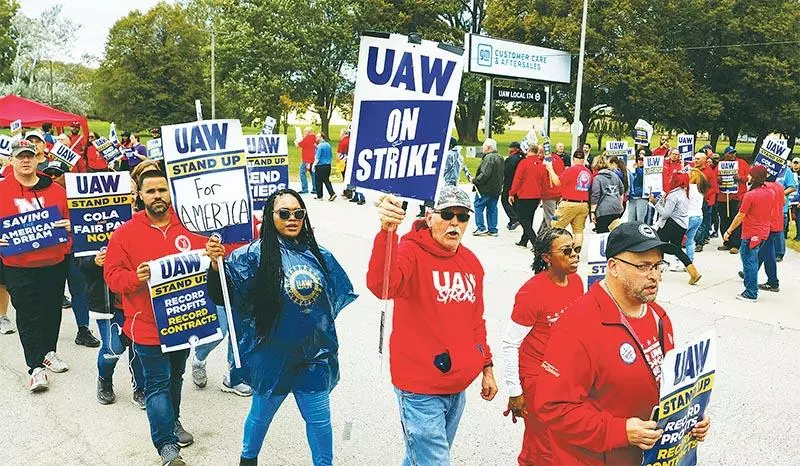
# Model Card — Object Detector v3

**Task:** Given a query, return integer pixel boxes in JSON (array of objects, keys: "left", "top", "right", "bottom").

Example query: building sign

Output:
[
  {"left": 465, "top": 33, "right": 571, "bottom": 84},
  {"left": 493, "top": 86, "right": 545, "bottom": 103}
]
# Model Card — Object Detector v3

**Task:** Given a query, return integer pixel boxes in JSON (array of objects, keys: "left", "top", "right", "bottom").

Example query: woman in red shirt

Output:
[
  {"left": 84, "top": 132, "right": 107, "bottom": 171},
  {"left": 502, "top": 228, "right": 584, "bottom": 465}
]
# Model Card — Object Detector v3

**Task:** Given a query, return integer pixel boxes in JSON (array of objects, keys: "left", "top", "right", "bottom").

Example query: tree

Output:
[
  {"left": 0, "top": 0, "right": 17, "bottom": 83},
  {"left": 93, "top": 3, "right": 207, "bottom": 130}
]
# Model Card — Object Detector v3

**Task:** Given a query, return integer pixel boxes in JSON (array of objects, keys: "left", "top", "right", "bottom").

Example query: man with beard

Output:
[
  {"left": 104, "top": 171, "right": 207, "bottom": 466},
  {"left": 534, "top": 222, "right": 711, "bottom": 465}
]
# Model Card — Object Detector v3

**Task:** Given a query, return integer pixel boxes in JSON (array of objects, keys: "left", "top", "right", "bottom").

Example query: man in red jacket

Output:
[
  {"left": 104, "top": 170, "right": 207, "bottom": 466},
  {"left": 367, "top": 185, "right": 497, "bottom": 465},
  {"left": 534, "top": 222, "right": 711, "bottom": 465},
  {"left": 0, "top": 140, "right": 72, "bottom": 392}
]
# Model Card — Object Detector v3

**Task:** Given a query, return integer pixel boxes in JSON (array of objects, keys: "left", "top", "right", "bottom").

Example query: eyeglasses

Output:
[
  {"left": 435, "top": 210, "right": 470, "bottom": 223},
  {"left": 613, "top": 257, "right": 668, "bottom": 274},
  {"left": 553, "top": 245, "right": 581, "bottom": 256},
  {"left": 274, "top": 208, "right": 306, "bottom": 220}
]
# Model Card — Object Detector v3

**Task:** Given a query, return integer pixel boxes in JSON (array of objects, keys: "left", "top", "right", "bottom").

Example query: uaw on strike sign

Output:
[{"left": 344, "top": 33, "right": 465, "bottom": 202}]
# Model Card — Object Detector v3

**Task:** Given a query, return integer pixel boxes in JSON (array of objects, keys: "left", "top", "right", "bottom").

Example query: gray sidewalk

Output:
[{"left": 1, "top": 184, "right": 797, "bottom": 465}]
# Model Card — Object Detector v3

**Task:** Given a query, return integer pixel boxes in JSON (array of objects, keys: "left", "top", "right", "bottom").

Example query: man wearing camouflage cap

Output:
[{"left": 367, "top": 184, "right": 498, "bottom": 464}]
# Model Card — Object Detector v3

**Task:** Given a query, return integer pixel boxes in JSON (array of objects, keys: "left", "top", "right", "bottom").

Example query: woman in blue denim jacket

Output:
[{"left": 206, "top": 189, "right": 357, "bottom": 466}]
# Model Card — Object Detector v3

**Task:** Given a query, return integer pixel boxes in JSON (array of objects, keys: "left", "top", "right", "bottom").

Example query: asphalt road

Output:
[{"left": 1, "top": 184, "right": 797, "bottom": 465}]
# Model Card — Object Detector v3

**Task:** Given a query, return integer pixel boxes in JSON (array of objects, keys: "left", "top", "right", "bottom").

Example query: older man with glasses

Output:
[
  {"left": 534, "top": 222, "right": 711, "bottom": 465},
  {"left": 368, "top": 185, "right": 497, "bottom": 466}
]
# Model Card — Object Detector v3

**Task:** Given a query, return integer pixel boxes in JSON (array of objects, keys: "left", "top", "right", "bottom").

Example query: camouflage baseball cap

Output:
[
  {"left": 434, "top": 185, "right": 473, "bottom": 212},
  {"left": 11, "top": 139, "right": 37, "bottom": 157}
]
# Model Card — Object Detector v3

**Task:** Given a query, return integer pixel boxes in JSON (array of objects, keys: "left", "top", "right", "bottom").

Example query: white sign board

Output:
[{"left": 465, "top": 33, "right": 571, "bottom": 84}]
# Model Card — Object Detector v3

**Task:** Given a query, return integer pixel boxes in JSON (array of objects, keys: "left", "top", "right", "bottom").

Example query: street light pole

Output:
[{"left": 571, "top": 0, "right": 589, "bottom": 154}]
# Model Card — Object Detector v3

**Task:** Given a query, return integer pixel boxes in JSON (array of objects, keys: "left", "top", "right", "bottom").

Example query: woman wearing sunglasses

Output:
[
  {"left": 501, "top": 228, "right": 584, "bottom": 465},
  {"left": 205, "top": 189, "right": 357, "bottom": 466}
]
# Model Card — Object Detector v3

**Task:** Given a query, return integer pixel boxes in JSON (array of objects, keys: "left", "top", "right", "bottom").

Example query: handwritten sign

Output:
[
  {"left": 586, "top": 232, "right": 609, "bottom": 289},
  {"left": 643, "top": 331, "right": 716, "bottom": 466},
  {"left": 50, "top": 141, "right": 82, "bottom": 169},
  {"left": 148, "top": 249, "right": 223, "bottom": 352},
  {"left": 147, "top": 137, "right": 163, "bottom": 161},
  {"left": 93, "top": 137, "right": 123, "bottom": 163},
  {"left": 0, "top": 206, "right": 69, "bottom": 257},
  {"left": 245, "top": 134, "right": 289, "bottom": 215},
  {"left": 643, "top": 156, "right": 664, "bottom": 197},
  {"left": 754, "top": 139, "right": 791, "bottom": 180},
  {"left": 343, "top": 33, "right": 465, "bottom": 203},
  {"left": 162, "top": 119, "right": 254, "bottom": 243},
  {"left": 65, "top": 172, "right": 133, "bottom": 257},
  {"left": 717, "top": 161, "right": 738, "bottom": 194}
]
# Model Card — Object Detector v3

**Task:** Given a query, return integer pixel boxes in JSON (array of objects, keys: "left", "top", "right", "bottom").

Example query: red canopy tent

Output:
[{"left": 0, "top": 94, "right": 90, "bottom": 141}]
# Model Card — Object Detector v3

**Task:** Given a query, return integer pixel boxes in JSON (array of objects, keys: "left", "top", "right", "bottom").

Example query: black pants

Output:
[
  {"left": 595, "top": 214, "right": 621, "bottom": 233},
  {"left": 4, "top": 260, "right": 68, "bottom": 373},
  {"left": 315, "top": 164, "right": 335, "bottom": 198},
  {"left": 516, "top": 198, "right": 540, "bottom": 246},
  {"left": 501, "top": 189, "right": 518, "bottom": 224},
  {"left": 658, "top": 218, "right": 693, "bottom": 266},
  {"left": 717, "top": 199, "right": 742, "bottom": 248}
]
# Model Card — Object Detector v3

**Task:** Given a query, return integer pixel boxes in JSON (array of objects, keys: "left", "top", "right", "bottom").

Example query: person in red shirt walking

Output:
[
  {"left": 534, "top": 222, "right": 711, "bottom": 465},
  {"left": 724, "top": 165, "right": 775, "bottom": 302},
  {"left": 550, "top": 151, "right": 592, "bottom": 248},
  {"left": 753, "top": 173, "right": 786, "bottom": 292},
  {"left": 716, "top": 146, "right": 750, "bottom": 254},
  {"left": 367, "top": 185, "right": 497, "bottom": 465},
  {"left": 502, "top": 228, "right": 584, "bottom": 465},
  {"left": 295, "top": 127, "right": 317, "bottom": 194},
  {"left": 0, "top": 140, "right": 73, "bottom": 392},
  {"left": 509, "top": 144, "right": 545, "bottom": 248},
  {"left": 104, "top": 171, "right": 207, "bottom": 465},
  {"left": 693, "top": 152, "right": 718, "bottom": 251},
  {"left": 537, "top": 146, "right": 566, "bottom": 237}
]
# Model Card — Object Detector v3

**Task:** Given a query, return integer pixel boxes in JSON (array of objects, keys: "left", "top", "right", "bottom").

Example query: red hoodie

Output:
[
  {"left": 0, "top": 173, "right": 72, "bottom": 268},
  {"left": 367, "top": 221, "right": 492, "bottom": 394},
  {"left": 534, "top": 282, "right": 675, "bottom": 466},
  {"left": 104, "top": 208, "right": 208, "bottom": 346},
  {"left": 510, "top": 156, "right": 544, "bottom": 199}
]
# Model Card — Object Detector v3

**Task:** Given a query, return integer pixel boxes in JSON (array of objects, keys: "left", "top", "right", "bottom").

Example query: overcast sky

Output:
[{"left": 20, "top": 0, "right": 171, "bottom": 64}]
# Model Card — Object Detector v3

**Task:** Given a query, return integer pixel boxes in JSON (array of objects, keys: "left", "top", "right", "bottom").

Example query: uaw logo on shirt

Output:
[
  {"left": 284, "top": 264, "right": 323, "bottom": 307},
  {"left": 432, "top": 271, "right": 476, "bottom": 304},
  {"left": 174, "top": 235, "right": 191, "bottom": 252}
]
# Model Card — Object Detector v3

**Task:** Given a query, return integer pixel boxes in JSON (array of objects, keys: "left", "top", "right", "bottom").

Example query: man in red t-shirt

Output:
[
  {"left": 651, "top": 136, "right": 670, "bottom": 158},
  {"left": 662, "top": 148, "right": 683, "bottom": 191},
  {"left": 693, "top": 152, "right": 718, "bottom": 251},
  {"left": 724, "top": 165, "right": 773, "bottom": 302},
  {"left": 68, "top": 121, "right": 85, "bottom": 154},
  {"left": 537, "top": 146, "right": 566, "bottom": 236},
  {"left": 534, "top": 222, "right": 710, "bottom": 465},
  {"left": 550, "top": 151, "right": 592, "bottom": 247},
  {"left": 754, "top": 175, "right": 786, "bottom": 292},
  {"left": 295, "top": 127, "right": 317, "bottom": 194},
  {"left": 716, "top": 146, "right": 750, "bottom": 253}
]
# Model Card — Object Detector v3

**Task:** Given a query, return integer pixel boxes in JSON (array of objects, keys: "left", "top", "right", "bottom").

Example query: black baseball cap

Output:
[
  {"left": 509, "top": 141, "right": 521, "bottom": 149},
  {"left": 605, "top": 222, "right": 679, "bottom": 258}
]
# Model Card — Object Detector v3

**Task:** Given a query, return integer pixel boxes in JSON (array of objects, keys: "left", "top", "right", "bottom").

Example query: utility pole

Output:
[{"left": 570, "top": 0, "right": 589, "bottom": 154}]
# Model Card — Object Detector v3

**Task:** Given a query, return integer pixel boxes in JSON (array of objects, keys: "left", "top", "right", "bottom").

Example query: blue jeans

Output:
[
  {"left": 242, "top": 391, "right": 332, "bottom": 465},
  {"left": 474, "top": 194, "right": 499, "bottom": 233},
  {"left": 394, "top": 388, "right": 466, "bottom": 466},
  {"left": 134, "top": 344, "right": 190, "bottom": 451},
  {"left": 194, "top": 305, "right": 248, "bottom": 386},
  {"left": 685, "top": 216, "right": 703, "bottom": 263},
  {"left": 299, "top": 162, "right": 317, "bottom": 193},
  {"left": 757, "top": 232, "right": 780, "bottom": 286},
  {"left": 740, "top": 239, "right": 761, "bottom": 299},
  {"left": 97, "top": 311, "right": 145, "bottom": 391},
  {"left": 627, "top": 198, "right": 649, "bottom": 223},
  {"left": 697, "top": 203, "right": 713, "bottom": 244},
  {"left": 67, "top": 256, "right": 89, "bottom": 327},
  {"left": 776, "top": 218, "right": 786, "bottom": 258}
]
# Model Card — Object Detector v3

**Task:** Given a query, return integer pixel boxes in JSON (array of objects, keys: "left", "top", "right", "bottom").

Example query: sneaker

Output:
[
  {"left": 29, "top": 367, "right": 49, "bottom": 393},
  {"left": 298, "top": 190, "right": 309, "bottom": 194},
  {"left": 472, "top": 228, "right": 488, "bottom": 236},
  {"left": 222, "top": 376, "right": 253, "bottom": 397},
  {"left": 758, "top": 283, "right": 780, "bottom": 292},
  {"left": 669, "top": 263, "right": 685, "bottom": 272},
  {"left": 97, "top": 377, "right": 116, "bottom": 405},
  {"left": 717, "top": 245, "right": 731, "bottom": 251},
  {"left": 508, "top": 221, "right": 520, "bottom": 231},
  {"left": 515, "top": 241, "right": 528, "bottom": 248},
  {"left": 694, "top": 245, "right": 703, "bottom": 253},
  {"left": 174, "top": 421, "right": 194, "bottom": 448},
  {"left": 328, "top": 194, "right": 337, "bottom": 202},
  {"left": 192, "top": 357, "right": 207, "bottom": 388},
  {"left": 0, "top": 316, "right": 15, "bottom": 334},
  {"left": 132, "top": 389, "right": 146, "bottom": 409},
  {"left": 75, "top": 326, "right": 101, "bottom": 348},
  {"left": 730, "top": 247, "right": 739, "bottom": 254},
  {"left": 735, "top": 293, "right": 757, "bottom": 303},
  {"left": 738, "top": 271, "right": 744, "bottom": 279},
  {"left": 776, "top": 256, "right": 784, "bottom": 262},
  {"left": 159, "top": 444, "right": 185, "bottom": 466},
  {"left": 43, "top": 351, "right": 69, "bottom": 373},
  {"left": 349, "top": 197, "right": 359, "bottom": 203},
  {"left": 61, "top": 296, "right": 72, "bottom": 309},
  {"left": 240, "top": 457, "right": 258, "bottom": 466},
  {"left": 357, "top": 199, "right": 366, "bottom": 205},
  {"left": 487, "top": 231, "right": 499, "bottom": 237}
]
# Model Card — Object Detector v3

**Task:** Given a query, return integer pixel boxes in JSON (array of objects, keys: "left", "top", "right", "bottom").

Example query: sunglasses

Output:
[
  {"left": 553, "top": 245, "right": 581, "bottom": 256},
  {"left": 436, "top": 210, "right": 470, "bottom": 223},
  {"left": 274, "top": 208, "right": 306, "bottom": 220}
]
